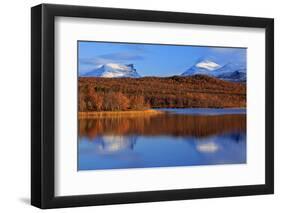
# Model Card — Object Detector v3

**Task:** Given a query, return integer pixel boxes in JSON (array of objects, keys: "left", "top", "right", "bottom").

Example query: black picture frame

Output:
[{"left": 31, "top": 3, "right": 274, "bottom": 209}]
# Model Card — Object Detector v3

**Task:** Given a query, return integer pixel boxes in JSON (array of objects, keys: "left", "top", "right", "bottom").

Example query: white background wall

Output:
[{"left": 0, "top": 0, "right": 279, "bottom": 212}]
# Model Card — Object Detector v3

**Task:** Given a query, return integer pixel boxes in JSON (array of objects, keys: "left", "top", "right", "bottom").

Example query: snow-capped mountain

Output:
[
  {"left": 82, "top": 63, "right": 141, "bottom": 78},
  {"left": 181, "top": 59, "right": 221, "bottom": 76},
  {"left": 214, "top": 63, "right": 246, "bottom": 82},
  {"left": 181, "top": 59, "right": 246, "bottom": 82}
]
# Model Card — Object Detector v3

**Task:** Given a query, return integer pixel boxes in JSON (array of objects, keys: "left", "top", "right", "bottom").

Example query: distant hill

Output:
[
  {"left": 82, "top": 63, "right": 141, "bottom": 78},
  {"left": 181, "top": 59, "right": 246, "bottom": 82},
  {"left": 79, "top": 75, "right": 246, "bottom": 109}
]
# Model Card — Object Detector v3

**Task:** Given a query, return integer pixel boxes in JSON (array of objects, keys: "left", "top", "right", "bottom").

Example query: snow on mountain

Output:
[
  {"left": 195, "top": 60, "right": 221, "bottom": 71},
  {"left": 181, "top": 59, "right": 221, "bottom": 76},
  {"left": 182, "top": 59, "right": 246, "bottom": 82},
  {"left": 82, "top": 63, "right": 141, "bottom": 78}
]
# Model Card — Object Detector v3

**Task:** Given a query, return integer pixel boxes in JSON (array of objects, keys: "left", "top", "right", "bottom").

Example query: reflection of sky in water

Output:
[{"left": 78, "top": 132, "right": 246, "bottom": 170}]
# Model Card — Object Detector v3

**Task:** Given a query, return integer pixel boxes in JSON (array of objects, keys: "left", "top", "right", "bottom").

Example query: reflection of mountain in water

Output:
[
  {"left": 192, "top": 132, "right": 246, "bottom": 164},
  {"left": 95, "top": 135, "right": 137, "bottom": 153},
  {"left": 79, "top": 131, "right": 246, "bottom": 170},
  {"left": 193, "top": 132, "right": 246, "bottom": 153},
  {"left": 82, "top": 132, "right": 245, "bottom": 155},
  {"left": 193, "top": 132, "right": 246, "bottom": 154}
]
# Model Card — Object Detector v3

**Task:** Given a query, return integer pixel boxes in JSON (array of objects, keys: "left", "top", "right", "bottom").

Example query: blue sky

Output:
[{"left": 78, "top": 41, "right": 246, "bottom": 77}]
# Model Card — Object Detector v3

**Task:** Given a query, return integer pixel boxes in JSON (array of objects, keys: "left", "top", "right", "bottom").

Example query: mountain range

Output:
[
  {"left": 82, "top": 59, "right": 246, "bottom": 82},
  {"left": 181, "top": 59, "right": 246, "bottom": 82}
]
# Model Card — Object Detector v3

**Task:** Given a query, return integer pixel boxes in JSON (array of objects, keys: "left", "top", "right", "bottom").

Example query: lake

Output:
[{"left": 78, "top": 108, "right": 246, "bottom": 171}]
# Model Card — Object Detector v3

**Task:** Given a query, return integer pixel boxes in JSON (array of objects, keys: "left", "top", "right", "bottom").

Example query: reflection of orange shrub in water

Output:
[{"left": 79, "top": 113, "right": 246, "bottom": 140}]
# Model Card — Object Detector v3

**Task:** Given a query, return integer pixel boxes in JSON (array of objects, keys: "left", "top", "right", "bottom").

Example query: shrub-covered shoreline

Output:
[
  {"left": 79, "top": 109, "right": 165, "bottom": 119},
  {"left": 78, "top": 75, "right": 246, "bottom": 111}
]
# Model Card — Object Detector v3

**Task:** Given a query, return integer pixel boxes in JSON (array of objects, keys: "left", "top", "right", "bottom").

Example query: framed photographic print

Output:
[{"left": 31, "top": 4, "right": 274, "bottom": 209}]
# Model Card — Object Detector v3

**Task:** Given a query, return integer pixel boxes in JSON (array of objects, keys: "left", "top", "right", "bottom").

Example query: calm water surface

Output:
[
  {"left": 157, "top": 108, "right": 246, "bottom": 115},
  {"left": 78, "top": 108, "right": 246, "bottom": 170}
]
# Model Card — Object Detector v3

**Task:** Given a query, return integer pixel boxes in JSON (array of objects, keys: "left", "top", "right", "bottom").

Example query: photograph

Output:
[{"left": 78, "top": 41, "right": 247, "bottom": 171}]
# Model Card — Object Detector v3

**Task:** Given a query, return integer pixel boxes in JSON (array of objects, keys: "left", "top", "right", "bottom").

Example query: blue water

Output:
[
  {"left": 78, "top": 108, "right": 246, "bottom": 171},
  {"left": 156, "top": 108, "right": 246, "bottom": 115}
]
